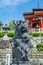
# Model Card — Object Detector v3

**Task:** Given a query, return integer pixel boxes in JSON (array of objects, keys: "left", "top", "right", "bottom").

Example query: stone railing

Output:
[{"left": 29, "top": 28, "right": 43, "bottom": 32}]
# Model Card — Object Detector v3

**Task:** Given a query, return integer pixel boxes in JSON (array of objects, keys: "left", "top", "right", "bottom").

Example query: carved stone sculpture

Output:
[{"left": 12, "top": 20, "right": 32, "bottom": 64}]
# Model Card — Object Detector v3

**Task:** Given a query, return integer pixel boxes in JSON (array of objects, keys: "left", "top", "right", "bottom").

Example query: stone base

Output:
[{"left": 12, "top": 61, "right": 31, "bottom": 65}]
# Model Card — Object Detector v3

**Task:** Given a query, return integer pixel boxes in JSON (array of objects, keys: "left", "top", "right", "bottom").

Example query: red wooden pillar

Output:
[
  {"left": 30, "top": 20, "right": 32, "bottom": 28},
  {"left": 29, "top": 20, "right": 33, "bottom": 32}
]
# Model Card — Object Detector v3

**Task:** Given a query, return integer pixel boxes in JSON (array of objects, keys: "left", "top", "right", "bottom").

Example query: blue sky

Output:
[{"left": 0, "top": 0, "right": 43, "bottom": 24}]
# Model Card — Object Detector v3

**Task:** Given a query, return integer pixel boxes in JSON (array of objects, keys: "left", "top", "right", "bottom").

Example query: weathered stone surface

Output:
[
  {"left": 12, "top": 21, "right": 32, "bottom": 63},
  {"left": 0, "top": 39, "right": 10, "bottom": 49}
]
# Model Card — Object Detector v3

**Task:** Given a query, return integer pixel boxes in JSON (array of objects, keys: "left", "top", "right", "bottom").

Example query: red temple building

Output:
[{"left": 23, "top": 9, "right": 43, "bottom": 32}]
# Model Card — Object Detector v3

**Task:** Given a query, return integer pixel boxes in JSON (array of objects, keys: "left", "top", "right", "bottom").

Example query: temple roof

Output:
[
  {"left": 23, "top": 9, "right": 43, "bottom": 19},
  {"left": 23, "top": 12, "right": 33, "bottom": 15},
  {"left": 33, "top": 9, "right": 43, "bottom": 11},
  {"left": 23, "top": 9, "right": 43, "bottom": 15}
]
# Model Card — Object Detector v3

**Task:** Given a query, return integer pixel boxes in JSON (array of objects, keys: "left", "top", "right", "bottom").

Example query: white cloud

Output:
[{"left": 0, "top": 0, "right": 30, "bottom": 7}]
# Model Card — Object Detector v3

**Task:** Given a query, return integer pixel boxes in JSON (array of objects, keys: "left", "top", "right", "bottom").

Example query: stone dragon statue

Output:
[{"left": 12, "top": 20, "right": 32, "bottom": 64}]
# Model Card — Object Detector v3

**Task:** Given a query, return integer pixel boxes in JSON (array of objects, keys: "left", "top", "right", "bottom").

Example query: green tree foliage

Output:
[
  {"left": 28, "top": 32, "right": 41, "bottom": 37},
  {"left": 0, "top": 21, "right": 3, "bottom": 27},
  {"left": 41, "top": 32, "right": 43, "bottom": 36},
  {"left": 36, "top": 43, "right": 43, "bottom": 51},
  {"left": 28, "top": 32, "right": 32, "bottom": 35},
  {"left": 7, "top": 31, "right": 16, "bottom": 37},
  {"left": 32, "top": 32, "right": 40, "bottom": 37},
  {"left": 8, "top": 20, "right": 16, "bottom": 30},
  {"left": 0, "top": 31, "right": 4, "bottom": 37}
]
